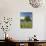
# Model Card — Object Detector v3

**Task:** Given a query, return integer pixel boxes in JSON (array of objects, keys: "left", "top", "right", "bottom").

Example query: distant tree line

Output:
[{"left": 21, "top": 16, "right": 32, "bottom": 22}]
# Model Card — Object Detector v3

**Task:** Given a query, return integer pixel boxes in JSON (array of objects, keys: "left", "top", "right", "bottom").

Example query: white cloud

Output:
[{"left": 20, "top": 16, "right": 25, "bottom": 19}]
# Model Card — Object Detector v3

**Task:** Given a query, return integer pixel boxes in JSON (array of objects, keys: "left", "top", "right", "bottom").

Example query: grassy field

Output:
[{"left": 20, "top": 22, "right": 32, "bottom": 28}]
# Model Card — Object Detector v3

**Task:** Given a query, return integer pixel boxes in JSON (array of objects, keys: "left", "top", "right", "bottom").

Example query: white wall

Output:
[{"left": 0, "top": 0, "right": 46, "bottom": 40}]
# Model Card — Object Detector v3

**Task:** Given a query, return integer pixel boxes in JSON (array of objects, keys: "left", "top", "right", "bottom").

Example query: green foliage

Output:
[
  {"left": 20, "top": 22, "right": 32, "bottom": 28},
  {"left": 20, "top": 16, "right": 32, "bottom": 28},
  {"left": 20, "top": 19, "right": 24, "bottom": 22},
  {"left": 24, "top": 16, "right": 32, "bottom": 22}
]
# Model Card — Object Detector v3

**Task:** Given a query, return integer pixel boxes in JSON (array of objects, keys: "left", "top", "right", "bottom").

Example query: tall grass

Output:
[{"left": 20, "top": 22, "right": 32, "bottom": 28}]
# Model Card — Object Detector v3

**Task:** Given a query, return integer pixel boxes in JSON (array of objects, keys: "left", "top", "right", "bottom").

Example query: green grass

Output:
[{"left": 20, "top": 22, "right": 32, "bottom": 28}]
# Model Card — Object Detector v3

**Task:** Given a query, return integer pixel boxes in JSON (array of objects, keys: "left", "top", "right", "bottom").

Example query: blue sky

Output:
[{"left": 20, "top": 12, "right": 32, "bottom": 18}]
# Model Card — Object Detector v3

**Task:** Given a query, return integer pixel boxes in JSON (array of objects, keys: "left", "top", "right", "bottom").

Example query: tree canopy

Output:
[{"left": 24, "top": 16, "right": 32, "bottom": 22}]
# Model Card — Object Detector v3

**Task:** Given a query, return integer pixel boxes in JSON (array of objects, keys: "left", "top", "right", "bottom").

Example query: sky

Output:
[{"left": 20, "top": 12, "right": 32, "bottom": 18}]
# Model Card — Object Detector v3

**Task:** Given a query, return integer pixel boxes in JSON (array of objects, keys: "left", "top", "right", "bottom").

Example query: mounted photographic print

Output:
[{"left": 20, "top": 12, "right": 32, "bottom": 28}]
